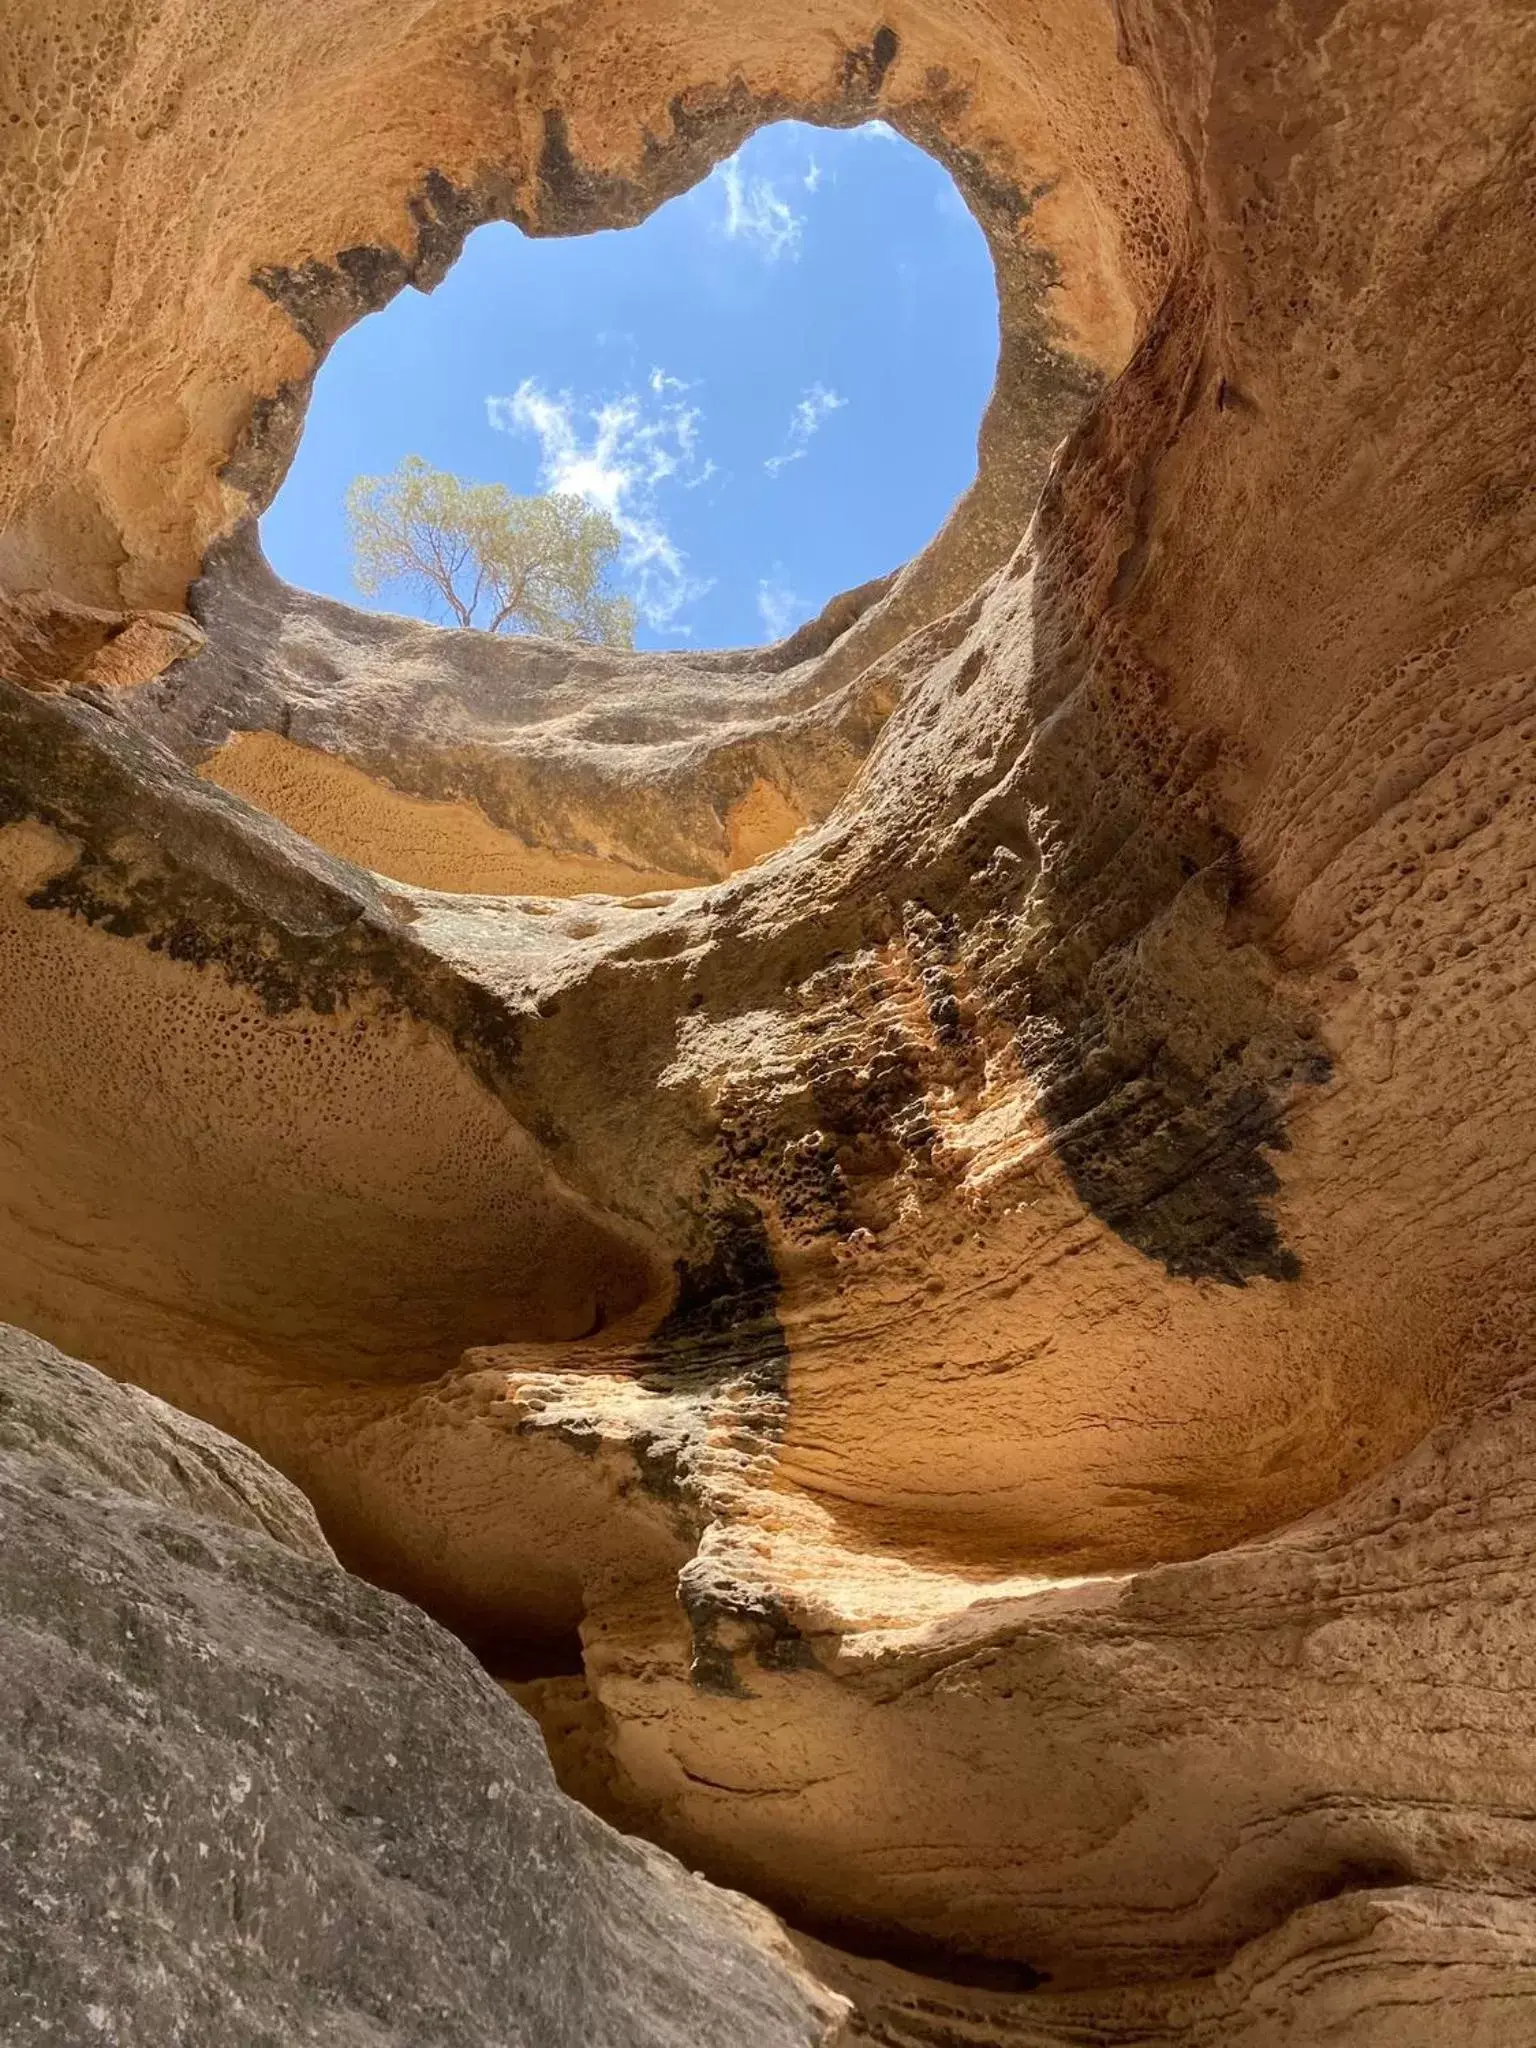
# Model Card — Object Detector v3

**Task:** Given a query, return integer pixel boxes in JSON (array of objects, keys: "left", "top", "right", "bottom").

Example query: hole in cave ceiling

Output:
[{"left": 259, "top": 119, "right": 1000, "bottom": 653}]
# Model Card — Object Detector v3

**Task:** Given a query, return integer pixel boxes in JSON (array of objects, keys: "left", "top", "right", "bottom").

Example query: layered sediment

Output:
[{"left": 2, "top": 1, "right": 1534, "bottom": 2040}]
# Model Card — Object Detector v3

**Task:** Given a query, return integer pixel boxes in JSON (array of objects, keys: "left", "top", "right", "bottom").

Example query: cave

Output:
[
  {"left": 2, "top": 3, "right": 1535, "bottom": 2043},
  {"left": 191, "top": 115, "right": 1011, "bottom": 896}
]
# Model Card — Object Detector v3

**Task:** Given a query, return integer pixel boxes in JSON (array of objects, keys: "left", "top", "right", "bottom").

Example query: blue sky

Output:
[{"left": 261, "top": 121, "right": 998, "bottom": 649}]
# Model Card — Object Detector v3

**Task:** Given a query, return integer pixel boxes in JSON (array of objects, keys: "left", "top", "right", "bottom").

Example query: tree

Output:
[{"left": 345, "top": 455, "right": 636, "bottom": 646}]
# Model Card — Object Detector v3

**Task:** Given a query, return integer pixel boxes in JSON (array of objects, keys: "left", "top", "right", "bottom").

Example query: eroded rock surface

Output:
[
  {"left": 0, "top": 1323, "right": 849, "bottom": 2047},
  {"left": 812, "top": 1891, "right": 1536, "bottom": 2045},
  {"left": 3, "top": 0, "right": 1535, "bottom": 2040},
  {"left": 124, "top": 530, "right": 905, "bottom": 891}
]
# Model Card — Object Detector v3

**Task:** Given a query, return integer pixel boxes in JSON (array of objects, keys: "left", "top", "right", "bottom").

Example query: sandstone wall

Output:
[{"left": 2, "top": 0, "right": 1534, "bottom": 2039}]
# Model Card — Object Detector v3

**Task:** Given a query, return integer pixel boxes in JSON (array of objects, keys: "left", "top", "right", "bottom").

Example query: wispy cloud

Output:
[
  {"left": 764, "top": 382, "right": 847, "bottom": 476},
  {"left": 792, "top": 385, "right": 847, "bottom": 438},
  {"left": 719, "top": 154, "right": 804, "bottom": 260},
  {"left": 487, "top": 375, "right": 713, "bottom": 629},
  {"left": 804, "top": 156, "right": 822, "bottom": 193},
  {"left": 757, "top": 576, "right": 802, "bottom": 642}
]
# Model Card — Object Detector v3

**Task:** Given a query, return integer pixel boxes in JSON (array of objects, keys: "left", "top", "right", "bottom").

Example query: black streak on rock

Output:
[
  {"left": 537, "top": 110, "right": 647, "bottom": 234},
  {"left": 1038, "top": 1038, "right": 1331, "bottom": 1285},
  {"left": 0, "top": 680, "right": 527, "bottom": 1099},
  {"left": 636, "top": 1204, "right": 789, "bottom": 1398},
  {"left": 842, "top": 26, "right": 900, "bottom": 96},
  {"left": 251, "top": 245, "right": 412, "bottom": 353},
  {"left": 218, "top": 380, "right": 313, "bottom": 504},
  {"left": 682, "top": 1586, "right": 819, "bottom": 1701}
]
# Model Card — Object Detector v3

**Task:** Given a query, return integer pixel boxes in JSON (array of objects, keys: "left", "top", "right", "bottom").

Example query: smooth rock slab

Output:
[{"left": 0, "top": 1324, "right": 847, "bottom": 2047}]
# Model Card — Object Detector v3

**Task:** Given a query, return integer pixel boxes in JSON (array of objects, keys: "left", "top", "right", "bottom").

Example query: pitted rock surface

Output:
[{"left": 2, "top": 0, "right": 1535, "bottom": 2039}]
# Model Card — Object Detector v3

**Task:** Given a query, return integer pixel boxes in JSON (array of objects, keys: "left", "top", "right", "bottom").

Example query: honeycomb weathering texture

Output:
[{"left": 2, "top": 0, "right": 1536, "bottom": 2041}]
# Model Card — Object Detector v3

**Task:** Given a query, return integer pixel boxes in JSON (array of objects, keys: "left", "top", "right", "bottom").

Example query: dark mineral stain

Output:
[
  {"left": 843, "top": 25, "right": 900, "bottom": 95},
  {"left": 681, "top": 1585, "right": 818, "bottom": 1699},
  {"left": 636, "top": 1204, "right": 788, "bottom": 1397},
  {"left": 0, "top": 679, "right": 525, "bottom": 1092},
  {"left": 537, "top": 109, "right": 645, "bottom": 234},
  {"left": 1038, "top": 1039, "right": 1331, "bottom": 1285},
  {"left": 251, "top": 244, "right": 412, "bottom": 354}
]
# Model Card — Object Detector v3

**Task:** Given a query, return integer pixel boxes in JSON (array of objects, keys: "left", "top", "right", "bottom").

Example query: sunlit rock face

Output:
[
  {"left": 2, "top": 1, "right": 1535, "bottom": 2040},
  {"left": 126, "top": 529, "right": 909, "bottom": 893}
]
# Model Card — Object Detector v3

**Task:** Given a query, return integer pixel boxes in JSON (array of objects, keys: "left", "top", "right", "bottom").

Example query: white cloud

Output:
[
  {"left": 804, "top": 156, "right": 822, "bottom": 193},
  {"left": 487, "top": 378, "right": 713, "bottom": 629},
  {"left": 764, "top": 382, "right": 847, "bottom": 476},
  {"left": 719, "top": 155, "right": 803, "bottom": 260},
  {"left": 757, "top": 576, "right": 802, "bottom": 642},
  {"left": 853, "top": 119, "right": 901, "bottom": 143},
  {"left": 792, "top": 384, "right": 846, "bottom": 436}
]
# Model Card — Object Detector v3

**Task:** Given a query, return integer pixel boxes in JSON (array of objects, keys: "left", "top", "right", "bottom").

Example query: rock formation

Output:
[
  {"left": 3, "top": 0, "right": 1535, "bottom": 2041},
  {"left": 0, "top": 1324, "right": 849, "bottom": 2045}
]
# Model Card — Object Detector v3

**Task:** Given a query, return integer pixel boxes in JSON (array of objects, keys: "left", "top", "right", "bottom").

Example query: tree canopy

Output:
[{"left": 345, "top": 455, "right": 636, "bottom": 646}]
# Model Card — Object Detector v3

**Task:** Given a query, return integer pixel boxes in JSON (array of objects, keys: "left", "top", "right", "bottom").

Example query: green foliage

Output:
[{"left": 345, "top": 455, "right": 636, "bottom": 647}]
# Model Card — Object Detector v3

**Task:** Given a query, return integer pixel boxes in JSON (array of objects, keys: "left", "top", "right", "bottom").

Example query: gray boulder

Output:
[{"left": 0, "top": 1323, "right": 847, "bottom": 2047}]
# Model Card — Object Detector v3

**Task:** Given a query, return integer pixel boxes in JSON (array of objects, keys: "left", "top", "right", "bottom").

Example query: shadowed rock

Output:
[
  {"left": 0, "top": 1324, "right": 848, "bottom": 2047},
  {"left": 1, "top": 0, "right": 1534, "bottom": 2035}
]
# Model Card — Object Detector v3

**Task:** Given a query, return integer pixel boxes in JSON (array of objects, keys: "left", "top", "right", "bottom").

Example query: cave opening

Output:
[
  {"left": 22, "top": 5, "right": 1533, "bottom": 2031},
  {"left": 258, "top": 119, "right": 1000, "bottom": 655}
]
